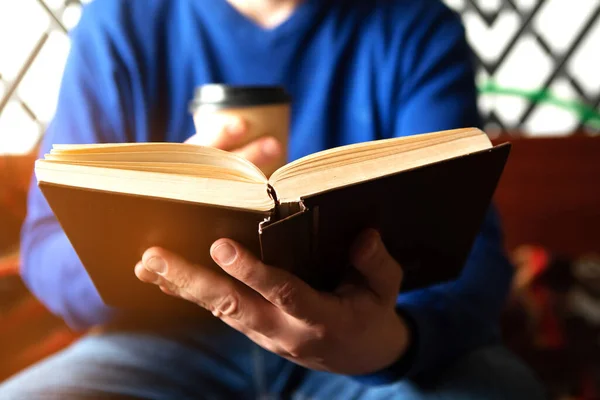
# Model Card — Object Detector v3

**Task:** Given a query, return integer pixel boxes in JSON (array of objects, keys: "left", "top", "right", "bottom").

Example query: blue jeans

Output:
[{"left": 0, "top": 318, "right": 544, "bottom": 399}]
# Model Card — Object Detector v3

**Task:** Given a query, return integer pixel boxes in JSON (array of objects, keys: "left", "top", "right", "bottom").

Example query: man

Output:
[{"left": 0, "top": 0, "right": 544, "bottom": 398}]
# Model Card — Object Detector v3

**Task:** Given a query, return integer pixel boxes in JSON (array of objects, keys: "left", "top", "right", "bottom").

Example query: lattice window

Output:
[
  {"left": 0, "top": 0, "right": 87, "bottom": 154},
  {"left": 0, "top": 0, "right": 599, "bottom": 155},
  {"left": 446, "top": 0, "right": 600, "bottom": 137}
]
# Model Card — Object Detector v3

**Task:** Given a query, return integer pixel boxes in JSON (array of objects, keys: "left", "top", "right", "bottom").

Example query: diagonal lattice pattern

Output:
[
  {"left": 446, "top": 0, "right": 600, "bottom": 137},
  {"left": 0, "top": 0, "right": 86, "bottom": 154},
  {"left": 0, "top": 0, "right": 599, "bottom": 154}
]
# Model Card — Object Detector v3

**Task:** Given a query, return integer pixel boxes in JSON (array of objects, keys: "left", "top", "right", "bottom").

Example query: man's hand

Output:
[
  {"left": 186, "top": 115, "right": 282, "bottom": 170},
  {"left": 134, "top": 229, "right": 410, "bottom": 375}
]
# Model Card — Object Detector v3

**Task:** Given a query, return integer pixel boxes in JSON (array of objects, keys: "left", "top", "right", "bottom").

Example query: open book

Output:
[{"left": 35, "top": 128, "right": 511, "bottom": 310}]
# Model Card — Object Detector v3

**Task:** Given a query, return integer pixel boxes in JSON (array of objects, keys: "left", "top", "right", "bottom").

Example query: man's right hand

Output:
[{"left": 186, "top": 115, "right": 282, "bottom": 171}]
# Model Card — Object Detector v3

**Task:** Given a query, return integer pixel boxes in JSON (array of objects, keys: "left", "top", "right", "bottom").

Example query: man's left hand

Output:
[{"left": 134, "top": 229, "right": 410, "bottom": 375}]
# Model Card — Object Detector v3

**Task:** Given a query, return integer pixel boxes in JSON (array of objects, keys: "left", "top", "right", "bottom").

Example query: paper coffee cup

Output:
[{"left": 190, "top": 84, "right": 291, "bottom": 177}]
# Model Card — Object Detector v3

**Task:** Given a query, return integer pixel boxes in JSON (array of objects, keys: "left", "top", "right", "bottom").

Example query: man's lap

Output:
[
  {"left": 0, "top": 323, "right": 545, "bottom": 400},
  {"left": 297, "top": 345, "right": 546, "bottom": 400}
]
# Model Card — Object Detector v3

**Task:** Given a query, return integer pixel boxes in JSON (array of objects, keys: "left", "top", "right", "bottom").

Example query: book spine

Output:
[
  {"left": 266, "top": 183, "right": 279, "bottom": 205},
  {"left": 267, "top": 183, "right": 280, "bottom": 220}
]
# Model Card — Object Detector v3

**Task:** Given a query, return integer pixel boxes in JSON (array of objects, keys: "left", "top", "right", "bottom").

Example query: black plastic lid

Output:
[{"left": 190, "top": 84, "right": 291, "bottom": 112}]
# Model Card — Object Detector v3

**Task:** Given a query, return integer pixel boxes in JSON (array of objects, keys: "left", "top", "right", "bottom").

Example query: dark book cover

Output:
[{"left": 260, "top": 143, "right": 511, "bottom": 291}]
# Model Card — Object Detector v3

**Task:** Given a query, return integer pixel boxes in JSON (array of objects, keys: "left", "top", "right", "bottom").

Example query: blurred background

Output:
[{"left": 0, "top": 0, "right": 599, "bottom": 398}]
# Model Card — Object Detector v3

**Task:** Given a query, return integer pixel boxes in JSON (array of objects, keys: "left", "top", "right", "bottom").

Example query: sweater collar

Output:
[{"left": 208, "top": 0, "right": 330, "bottom": 44}]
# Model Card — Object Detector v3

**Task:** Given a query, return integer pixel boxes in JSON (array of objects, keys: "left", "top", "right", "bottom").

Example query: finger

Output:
[
  {"left": 141, "top": 247, "right": 284, "bottom": 335},
  {"left": 159, "top": 285, "right": 177, "bottom": 297},
  {"left": 186, "top": 115, "right": 248, "bottom": 150},
  {"left": 135, "top": 260, "right": 195, "bottom": 300},
  {"left": 349, "top": 229, "right": 403, "bottom": 303},
  {"left": 135, "top": 261, "right": 160, "bottom": 284},
  {"left": 210, "top": 239, "right": 327, "bottom": 323},
  {"left": 232, "top": 137, "right": 282, "bottom": 169}
]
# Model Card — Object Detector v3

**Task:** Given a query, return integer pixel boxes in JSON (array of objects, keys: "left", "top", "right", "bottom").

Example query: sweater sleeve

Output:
[
  {"left": 353, "top": 2, "right": 514, "bottom": 383},
  {"left": 20, "top": 4, "right": 133, "bottom": 330}
]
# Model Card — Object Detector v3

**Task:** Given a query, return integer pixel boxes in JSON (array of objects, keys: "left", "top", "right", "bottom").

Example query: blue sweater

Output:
[{"left": 20, "top": 0, "right": 513, "bottom": 383}]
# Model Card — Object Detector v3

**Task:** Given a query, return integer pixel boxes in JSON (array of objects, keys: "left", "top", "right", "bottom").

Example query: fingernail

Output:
[
  {"left": 226, "top": 120, "right": 245, "bottom": 136},
  {"left": 359, "top": 230, "right": 380, "bottom": 261},
  {"left": 145, "top": 256, "right": 166, "bottom": 274},
  {"left": 262, "top": 138, "right": 280, "bottom": 157},
  {"left": 212, "top": 242, "right": 237, "bottom": 265}
]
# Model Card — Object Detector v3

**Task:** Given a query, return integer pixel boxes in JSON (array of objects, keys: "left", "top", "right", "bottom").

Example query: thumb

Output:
[{"left": 350, "top": 229, "right": 403, "bottom": 302}]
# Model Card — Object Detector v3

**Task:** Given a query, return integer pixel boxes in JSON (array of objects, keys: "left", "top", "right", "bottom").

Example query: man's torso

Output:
[{"left": 86, "top": 0, "right": 447, "bottom": 161}]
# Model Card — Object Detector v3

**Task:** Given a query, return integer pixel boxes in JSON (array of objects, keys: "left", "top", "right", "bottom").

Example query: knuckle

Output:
[
  {"left": 173, "top": 271, "right": 192, "bottom": 289},
  {"left": 213, "top": 293, "right": 242, "bottom": 320},
  {"left": 270, "top": 281, "right": 298, "bottom": 310}
]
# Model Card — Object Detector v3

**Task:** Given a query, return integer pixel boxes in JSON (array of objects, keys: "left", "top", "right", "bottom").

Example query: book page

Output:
[
  {"left": 35, "top": 161, "right": 274, "bottom": 211},
  {"left": 270, "top": 128, "right": 492, "bottom": 202},
  {"left": 49, "top": 143, "right": 267, "bottom": 183},
  {"left": 36, "top": 143, "right": 274, "bottom": 211}
]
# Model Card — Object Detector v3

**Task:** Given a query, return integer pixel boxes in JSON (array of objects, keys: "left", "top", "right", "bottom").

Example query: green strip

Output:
[{"left": 478, "top": 80, "right": 600, "bottom": 130}]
